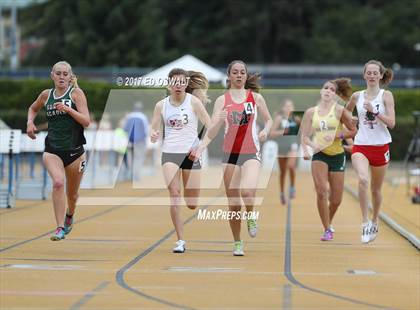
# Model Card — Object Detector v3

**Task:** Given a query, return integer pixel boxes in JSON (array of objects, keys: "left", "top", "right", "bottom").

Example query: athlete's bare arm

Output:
[
  {"left": 337, "top": 105, "right": 357, "bottom": 139},
  {"left": 27, "top": 89, "right": 49, "bottom": 139},
  {"left": 206, "top": 95, "right": 226, "bottom": 140},
  {"left": 377, "top": 90, "right": 395, "bottom": 129},
  {"left": 269, "top": 114, "right": 284, "bottom": 138},
  {"left": 150, "top": 100, "right": 163, "bottom": 143},
  {"left": 300, "top": 107, "right": 316, "bottom": 159},
  {"left": 189, "top": 97, "right": 213, "bottom": 160},
  {"left": 345, "top": 91, "right": 360, "bottom": 113},
  {"left": 191, "top": 96, "right": 211, "bottom": 129},
  {"left": 254, "top": 92, "right": 273, "bottom": 142}
]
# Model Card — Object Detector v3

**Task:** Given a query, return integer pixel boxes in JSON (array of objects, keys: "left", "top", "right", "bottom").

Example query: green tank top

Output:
[
  {"left": 45, "top": 86, "right": 86, "bottom": 150},
  {"left": 274, "top": 114, "right": 300, "bottom": 153},
  {"left": 283, "top": 114, "right": 299, "bottom": 136}
]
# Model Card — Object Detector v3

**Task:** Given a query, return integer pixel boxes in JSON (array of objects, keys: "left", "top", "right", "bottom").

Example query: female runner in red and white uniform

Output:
[
  {"left": 346, "top": 60, "right": 395, "bottom": 244},
  {"left": 203, "top": 60, "right": 272, "bottom": 256}
]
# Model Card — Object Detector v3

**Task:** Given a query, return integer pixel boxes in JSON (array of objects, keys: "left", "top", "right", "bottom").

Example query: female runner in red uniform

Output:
[{"left": 202, "top": 60, "right": 272, "bottom": 256}]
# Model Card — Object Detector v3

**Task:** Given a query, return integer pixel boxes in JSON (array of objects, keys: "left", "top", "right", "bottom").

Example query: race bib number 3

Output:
[{"left": 244, "top": 102, "right": 255, "bottom": 115}]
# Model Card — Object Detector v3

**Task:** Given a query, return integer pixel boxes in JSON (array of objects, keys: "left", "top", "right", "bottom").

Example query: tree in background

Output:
[
  {"left": 20, "top": 0, "right": 167, "bottom": 66},
  {"left": 19, "top": 0, "right": 420, "bottom": 67}
]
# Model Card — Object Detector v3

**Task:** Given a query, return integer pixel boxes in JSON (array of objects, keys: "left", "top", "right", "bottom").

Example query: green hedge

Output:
[
  {"left": 392, "top": 89, "right": 420, "bottom": 117},
  {"left": 0, "top": 79, "right": 112, "bottom": 112},
  {"left": 0, "top": 79, "right": 119, "bottom": 130},
  {"left": 390, "top": 117, "right": 417, "bottom": 160}
]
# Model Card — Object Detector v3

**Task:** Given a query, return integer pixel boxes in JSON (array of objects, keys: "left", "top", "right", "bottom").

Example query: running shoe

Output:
[
  {"left": 320, "top": 229, "right": 333, "bottom": 241},
  {"left": 64, "top": 214, "right": 73, "bottom": 235},
  {"left": 233, "top": 240, "right": 244, "bottom": 256},
  {"left": 370, "top": 222, "right": 378, "bottom": 242},
  {"left": 247, "top": 218, "right": 258, "bottom": 238},
  {"left": 329, "top": 225, "right": 335, "bottom": 233},
  {"left": 173, "top": 240, "right": 186, "bottom": 253},
  {"left": 280, "top": 192, "right": 286, "bottom": 205},
  {"left": 289, "top": 186, "right": 296, "bottom": 199},
  {"left": 361, "top": 221, "right": 371, "bottom": 244},
  {"left": 50, "top": 227, "right": 65, "bottom": 241}
]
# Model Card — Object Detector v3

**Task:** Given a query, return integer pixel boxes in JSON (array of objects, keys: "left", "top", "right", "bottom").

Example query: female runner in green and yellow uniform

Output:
[{"left": 301, "top": 79, "right": 356, "bottom": 241}]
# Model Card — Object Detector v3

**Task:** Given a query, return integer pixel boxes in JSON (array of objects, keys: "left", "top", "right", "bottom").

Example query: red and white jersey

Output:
[
  {"left": 354, "top": 89, "right": 392, "bottom": 145},
  {"left": 223, "top": 90, "right": 259, "bottom": 154}
]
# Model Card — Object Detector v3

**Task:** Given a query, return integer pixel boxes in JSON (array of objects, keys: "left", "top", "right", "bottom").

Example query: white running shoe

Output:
[
  {"left": 173, "top": 240, "right": 186, "bottom": 253},
  {"left": 233, "top": 240, "right": 244, "bottom": 256},
  {"left": 361, "top": 221, "right": 371, "bottom": 244},
  {"left": 329, "top": 225, "right": 335, "bottom": 233},
  {"left": 370, "top": 222, "right": 378, "bottom": 242},
  {"left": 247, "top": 218, "right": 258, "bottom": 238}
]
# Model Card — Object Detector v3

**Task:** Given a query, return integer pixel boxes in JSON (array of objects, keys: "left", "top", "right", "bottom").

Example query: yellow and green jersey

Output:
[{"left": 312, "top": 104, "right": 343, "bottom": 156}]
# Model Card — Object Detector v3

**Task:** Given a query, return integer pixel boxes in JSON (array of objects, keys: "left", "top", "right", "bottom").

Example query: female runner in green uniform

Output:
[{"left": 27, "top": 61, "right": 90, "bottom": 241}]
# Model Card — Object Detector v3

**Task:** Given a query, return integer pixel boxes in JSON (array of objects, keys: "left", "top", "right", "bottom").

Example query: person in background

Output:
[
  {"left": 124, "top": 102, "right": 149, "bottom": 182},
  {"left": 270, "top": 99, "right": 300, "bottom": 205}
]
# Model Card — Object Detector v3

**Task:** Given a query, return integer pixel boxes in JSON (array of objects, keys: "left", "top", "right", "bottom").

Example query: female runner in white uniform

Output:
[{"left": 150, "top": 68, "right": 211, "bottom": 253}]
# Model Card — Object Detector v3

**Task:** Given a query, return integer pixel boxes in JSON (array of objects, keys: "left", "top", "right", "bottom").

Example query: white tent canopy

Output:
[
  {"left": 0, "top": 118, "right": 10, "bottom": 130},
  {"left": 140, "top": 54, "right": 225, "bottom": 87}
]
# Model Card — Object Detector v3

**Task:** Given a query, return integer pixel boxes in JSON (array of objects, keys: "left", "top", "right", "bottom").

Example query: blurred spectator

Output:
[
  {"left": 87, "top": 113, "right": 98, "bottom": 130},
  {"left": 124, "top": 102, "right": 149, "bottom": 181},
  {"left": 98, "top": 112, "right": 112, "bottom": 130}
]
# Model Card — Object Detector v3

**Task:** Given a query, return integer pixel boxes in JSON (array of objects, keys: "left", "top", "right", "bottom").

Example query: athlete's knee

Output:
[
  {"left": 225, "top": 189, "right": 240, "bottom": 204},
  {"left": 315, "top": 187, "right": 328, "bottom": 200},
  {"left": 241, "top": 189, "right": 255, "bottom": 199},
  {"left": 329, "top": 196, "right": 342, "bottom": 207},
  {"left": 168, "top": 187, "right": 181, "bottom": 197},
  {"left": 371, "top": 188, "right": 382, "bottom": 199},
  {"left": 241, "top": 190, "right": 255, "bottom": 206},
  {"left": 52, "top": 178, "right": 65, "bottom": 191},
  {"left": 358, "top": 175, "right": 369, "bottom": 189}
]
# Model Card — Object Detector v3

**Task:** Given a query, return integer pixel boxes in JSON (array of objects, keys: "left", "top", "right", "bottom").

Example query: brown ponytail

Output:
[
  {"left": 381, "top": 68, "right": 393, "bottom": 86},
  {"left": 330, "top": 78, "right": 352, "bottom": 101},
  {"left": 245, "top": 73, "right": 261, "bottom": 93},
  {"left": 186, "top": 70, "right": 209, "bottom": 94},
  {"left": 364, "top": 60, "right": 393, "bottom": 86},
  {"left": 226, "top": 60, "right": 261, "bottom": 92}
]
